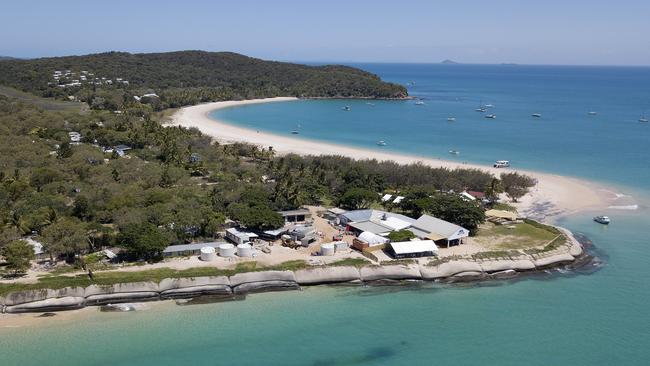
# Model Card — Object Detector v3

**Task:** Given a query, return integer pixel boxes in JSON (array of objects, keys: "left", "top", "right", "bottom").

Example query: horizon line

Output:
[{"left": 2, "top": 50, "right": 649, "bottom": 68}]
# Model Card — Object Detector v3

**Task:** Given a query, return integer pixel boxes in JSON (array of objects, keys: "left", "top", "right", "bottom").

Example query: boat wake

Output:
[{"left": 607, "top": 204, "right": 639, "bottom": 210}]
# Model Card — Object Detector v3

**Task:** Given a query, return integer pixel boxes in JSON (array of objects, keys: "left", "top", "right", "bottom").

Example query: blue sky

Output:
[{"left": 1, "top": 0, "right": 649, "bottom": 65}]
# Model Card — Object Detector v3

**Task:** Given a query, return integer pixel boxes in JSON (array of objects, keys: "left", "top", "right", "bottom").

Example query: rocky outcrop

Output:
[
  {"left": 360, "top": 265, "right": 422, "bottom": 282},
  {"left": 5, "top": 296, "right": 85, "bottom": 313},
  {"left": 532, "top": 253, "right": 576, "bottom": 268},
  {"left": 230, "top": 271, "right": 299, "bottom": 294},
  {"left": 0, "top": 287, "right": 85, "bottom": 307},
  {"left": 84, "top": 282, "right": 160, "bottom": 306},
  {"left": 1, "top": 230, "right": 588, "bottom": 314},
  {"left": 295, "top": 266, "right": 361, "bottom": 285},
  {"left": 480, "top": 259, "right": 536, "bottom": 273},
  {"left": 419, "top": 260, "right": 483, "bottom": 279},
  {"left": 159, "top": 277, "right": 232, "bottom": 299},
  {"left": 569, "top": 243, "right": 583, "bottom": 257}
]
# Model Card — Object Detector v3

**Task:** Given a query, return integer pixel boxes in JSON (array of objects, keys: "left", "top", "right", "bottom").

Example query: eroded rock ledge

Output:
[{"left": 0, "top": 238, "right": 591, "bottom": 314}]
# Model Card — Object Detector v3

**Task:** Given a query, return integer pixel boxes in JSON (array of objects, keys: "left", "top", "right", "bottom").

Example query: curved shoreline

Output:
[
  {"left": 167, "top": 97, "right": 618, "bottom": 221},
  {"left": 0, "top": 231, "right": 590, "bottom": 315}
]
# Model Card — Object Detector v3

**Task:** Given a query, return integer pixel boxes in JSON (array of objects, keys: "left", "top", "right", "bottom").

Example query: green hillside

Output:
[{"left": 0, "top": 51, "right": 408, "bottom": 110}]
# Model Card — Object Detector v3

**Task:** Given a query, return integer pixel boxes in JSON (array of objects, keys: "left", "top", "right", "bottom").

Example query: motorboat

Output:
[
  {"left": 377, "top": 140, "right": 387, "bottom": 146},
  {"left": 493, "top": 160, "right": 510, "bottom": 168},
  {"left": 475, "top": 107, "right": 487, "bottom": 112},
  {"left": 593, "top": 215, "right": 611, "bottom": 225},
  {"left": 485, "top": 114, "right": 496, "bottom": 119},
  {"left": 342, "top": 106, "right": 351, "bottom": 111},
  {"left": 290, "top": 130, "right": 299, "bottom": 135},
  {"left": 415, "top": 100, "right": 425, "bottom": 105},
  {"left": 588, "top": 111, "right": 598, "bottom": 116},
  {"left": 447, "top": 117, "right": 456, "bottom": 122},
  {"left": 532, "top": 113, "right": 542, "bottom": 118},
  {"left": 639, "top": 117, "right": 648, "bottom": 123},
  {"left": 448, "top": 150, "right": 460, "bottom": 155},
  {"left": 484, "top": 104, "right": 494, "bottom": 108}
]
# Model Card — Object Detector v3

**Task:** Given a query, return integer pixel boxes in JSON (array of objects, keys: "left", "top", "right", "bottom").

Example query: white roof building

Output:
[
  {"left": 357, "top": 231, "right": 389, "bottom": 246},
  {"left": 390, "top": 240, "right": 438, "bottom": 258}
]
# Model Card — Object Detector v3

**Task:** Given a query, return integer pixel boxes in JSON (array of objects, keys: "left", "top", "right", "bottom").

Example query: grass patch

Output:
[
  {"left": 474, "top": 221, "right": 560, "bottom": 250},
  {"left": 328, "top": 258, "right": 370, "bottom": 268},
  {"left": 472, "top": 250, "right": 521, "bottom": 260}
]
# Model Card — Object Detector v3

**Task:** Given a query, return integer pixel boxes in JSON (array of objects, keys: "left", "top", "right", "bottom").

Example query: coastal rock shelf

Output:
[{"left": 0, "top": 240, "right": 589, "bottom": 314}]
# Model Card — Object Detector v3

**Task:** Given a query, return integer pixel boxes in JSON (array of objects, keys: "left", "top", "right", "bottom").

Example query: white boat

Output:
[
  {"left": 475, "top": 107, "right": 487, "bottom": 112},
  {"left": 342, "top": 106, "right": 351, "bottom": 111},
  {"left": 447, "top": 117, "right": 456, "bottom": 122},
  {"left": 532, "top": 113, "right": 542, "bottom": 118},
  {"left": 290, "top": 130, "right": 299, "bottom": 135},
  {"left": 484, "top": 104, "right": 494, "bottom": 108},
  {"left": 377, "top": 140, "right": 387, "bottom": 146},
  {"left": 448, "top": 150, "right": 460, "bottom": 155},
  {"left": 639, "top": 117, "right": 648, "bottom": 123},
  {"left": 415, "top": 100, "right": 425, "bottom": 105},
  {"left": 588, "top": 111, "right": 598, "bottom": 116},
  {"left": 485, "top": 114, "right": 496, "bottom": 119},
  {"left": 493, "top": 160, "right": 510, "bottom": 168},
  {"left": 593, "top": 215, "right": 611, "bottom": 225}
]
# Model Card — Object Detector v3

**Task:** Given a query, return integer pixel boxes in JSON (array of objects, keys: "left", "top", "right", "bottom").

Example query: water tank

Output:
[
  {"left": 320, "top": 243, "right": 335, "bottom": 256},
  {"left": 237, "top": 243, "right": 253, "bottom": 257},
  {"left": 334, "top": 241, "right": 349, "bottom": 252},
  {"left": 200, "top": 246, "right": 216, "bottom": 261},
  {"left": 219, "top": 243, "right": 236, "bottom": 257}
]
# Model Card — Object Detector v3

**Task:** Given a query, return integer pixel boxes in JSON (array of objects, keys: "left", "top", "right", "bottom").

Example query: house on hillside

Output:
[
  {"left": 408, "top": 215, "right": 469, "bottom": 248},
  {"left": 278, "top": 208, "right": 312, "bottom": 224}
]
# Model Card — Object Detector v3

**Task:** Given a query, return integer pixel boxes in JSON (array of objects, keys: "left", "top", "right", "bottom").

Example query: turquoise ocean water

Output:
[{"left": 3, "top": 64, "right": 650, "bottom": 365}]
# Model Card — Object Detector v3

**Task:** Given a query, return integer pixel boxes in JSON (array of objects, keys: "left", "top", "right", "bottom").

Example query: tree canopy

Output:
[{"left": 2, "top": 240, "right": 35, "bottom": 274}]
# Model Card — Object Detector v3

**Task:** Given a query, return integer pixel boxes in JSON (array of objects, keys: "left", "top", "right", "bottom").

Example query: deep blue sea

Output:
[{"left": 3, "top": 64, "right": 650, "bottom": 365}]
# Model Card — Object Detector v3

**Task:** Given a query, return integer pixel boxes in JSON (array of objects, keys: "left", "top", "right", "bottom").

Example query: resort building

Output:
[
  {"left": 389, "top": 240, "right": 439, "bottom": 259},
  {"left": 277, "top": 208, "right": 312, "bottom": 224},
  {"left": 408, "top": 215, "right": 469, "bottom": 248},
  {"left": 225, "top": 228, "right": 259, "bottom": 245},
  {"left": 342, "top": 209, "right": 415, "bottom": 236}
]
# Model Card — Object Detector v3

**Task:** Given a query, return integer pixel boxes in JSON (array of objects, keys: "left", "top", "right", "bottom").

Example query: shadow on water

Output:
[{"left": 311, "top": 344, "right": 402, "bottom": 366}]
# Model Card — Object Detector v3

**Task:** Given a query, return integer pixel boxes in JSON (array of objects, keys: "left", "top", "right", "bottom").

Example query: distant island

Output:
[
  {"left": 0, "top": 51, "right": 408, "bottom": 111},
  {"left": 441, "top": 59, "right": 460, "bottom": 64}
]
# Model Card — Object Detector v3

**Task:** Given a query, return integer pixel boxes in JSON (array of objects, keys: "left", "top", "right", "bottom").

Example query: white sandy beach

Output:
[{"left": 168, "top": 98, "right": 616, "bottom": 220}]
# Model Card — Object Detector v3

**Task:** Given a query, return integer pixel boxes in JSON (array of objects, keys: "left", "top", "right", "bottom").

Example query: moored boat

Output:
[
  {"left": 532, "top": 113, "right": 542, "bottom": 118},
  {"left": 493, "top": 160, "right": 510, "bottom": 168},
  {"left": 447, "top": 117, "right": 456, "bottom": 122},
  {"left": 485, "top": 114, "right": 496, "bottom": 119},
  {"left": 593, "top": 215, "right": 611, "bottom": 225},
  {"left": 377, "top": 140, "right": 387, "bottom": 146},
  {"left": 342, "top": 106, "right": 351, "bottom": 111}
]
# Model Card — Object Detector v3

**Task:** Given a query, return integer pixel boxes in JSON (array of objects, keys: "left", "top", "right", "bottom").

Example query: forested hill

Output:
[{"left": 0, "top": 51, "right": 408, "bottom": 110}]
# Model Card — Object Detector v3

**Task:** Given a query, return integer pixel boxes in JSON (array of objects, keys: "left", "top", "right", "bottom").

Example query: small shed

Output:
[{"left": 352, "top": 231, "right": 389, "bottom": 252}]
